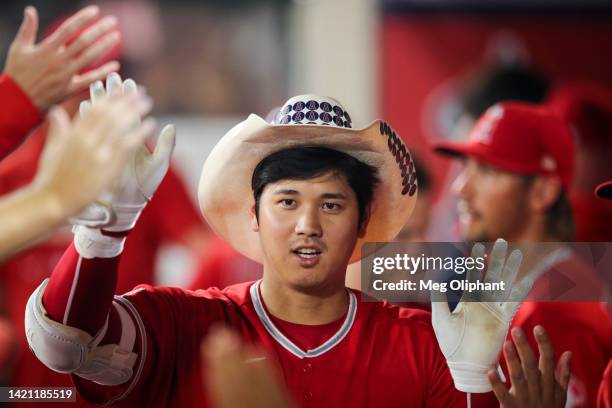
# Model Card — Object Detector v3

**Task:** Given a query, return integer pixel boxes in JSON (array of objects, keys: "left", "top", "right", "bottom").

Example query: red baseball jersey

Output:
[
  {"left": 189, "top": 238, "right": 262, "bottom": 290},
  {"left": 598, "top": 359, "right": 612, "bottom": 408},
  {"left": 0, "top": 74, "right": 41, "bottom": 160},
  {"left": 70, "top": 280, "right": 471, "bottom": 407}
]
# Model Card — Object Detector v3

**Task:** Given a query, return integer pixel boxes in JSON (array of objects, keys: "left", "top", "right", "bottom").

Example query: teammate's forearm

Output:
[{"left": 0, "top": 184, "right": 67, "bottom": 260}]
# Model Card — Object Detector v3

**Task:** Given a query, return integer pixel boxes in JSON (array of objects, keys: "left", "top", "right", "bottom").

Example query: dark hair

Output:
[
  {"left": 522, "top": 176, "right": 575, "bottom": 241},
  {"left": 461, "top": 64, "right": 550, "bottom": 119},
  {"left": 411, "top": 155, "right": 431, "bottom": 194},
  {"left": 547, "top": 191, "right": 575, "bottom": 241},
  {"left": 251, "top": 147, "right": 379, "bottom": 229}
]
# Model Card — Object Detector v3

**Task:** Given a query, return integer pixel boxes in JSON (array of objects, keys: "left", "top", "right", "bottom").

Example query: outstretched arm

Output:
[
  {"left": 0, "top": 92, "right": 152, "bottom": 260},
  {"left": 25, "top": 73, "right": 175, "bottom": 387}
]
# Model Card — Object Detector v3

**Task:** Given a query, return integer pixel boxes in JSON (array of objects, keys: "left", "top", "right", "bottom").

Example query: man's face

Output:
[
  {"left": 452, "top": 157, "right": 531, "bottom": 242},
  {"left": 252, "top": 172, "right": 365, "bottom": 293}
]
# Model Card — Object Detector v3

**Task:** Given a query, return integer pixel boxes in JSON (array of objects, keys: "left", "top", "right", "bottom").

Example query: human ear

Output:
[
  {"left": 529, "top": 176, "right": 562, "bottom": 213},
  {"left": 249, "top": 205, "right": 259, "bottom": 232}
]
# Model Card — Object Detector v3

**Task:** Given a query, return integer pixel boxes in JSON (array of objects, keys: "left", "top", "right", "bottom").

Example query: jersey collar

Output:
[{"left": 250, "top": 280, "right": 357, "bottom": 359}]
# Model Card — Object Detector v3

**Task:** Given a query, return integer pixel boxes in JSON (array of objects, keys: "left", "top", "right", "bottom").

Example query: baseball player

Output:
[
  {"left": 25, "top": 73, "right": 532, "bottom": 407},
  {"left": 433, "top": 102, "right": 612, "bottom": 407}
]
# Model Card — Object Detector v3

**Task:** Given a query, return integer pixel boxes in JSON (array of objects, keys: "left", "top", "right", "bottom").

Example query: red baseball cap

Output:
[
  {"left": 433, "top": 102, "right": 575, "bottom": 189},
  {"left": 547, "top": 82, "right": 612, "bottom": 144},
  {"left": 595, "top": 181, "right": 612, "bottom": 199}
]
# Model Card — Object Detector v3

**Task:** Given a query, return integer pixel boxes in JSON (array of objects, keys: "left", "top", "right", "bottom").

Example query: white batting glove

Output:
[
  {"left": 71, "top": 73, "right": 175, "bottom": 257},
  {"left": 431, "top": 239, "right": 533, "bottom": 393}
]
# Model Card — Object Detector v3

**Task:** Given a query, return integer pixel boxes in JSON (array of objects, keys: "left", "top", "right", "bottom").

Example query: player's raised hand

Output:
[
  {"left": 33, "top": 91, "right": 155, "bottom": 219},
  {"left": 202, "top": 326, "right": 295, "bottom": 408},
  {"left": 489, "top": 326, "right": 572, "bottom": 408},
  {"left": 71, "top": 72, "right": 175, "bottom": 231},
  {"left": 3, "top": 5, "right": 120, "bottom": 112},
  {"left": 431, "top": 238, "right": 533, "bottom": 393}
]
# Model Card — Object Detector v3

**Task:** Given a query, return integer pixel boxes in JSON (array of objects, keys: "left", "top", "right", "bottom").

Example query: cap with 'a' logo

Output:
[{"left": 433, "top": 102, "right": 575, "bottom": 189}]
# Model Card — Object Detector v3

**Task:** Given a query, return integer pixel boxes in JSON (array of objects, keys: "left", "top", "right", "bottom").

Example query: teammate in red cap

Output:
[
  {"left": 434, "top": 102, "right": 612, "bottom": 407},
  {"left": 547, "top": 83, "right": 612, "bottom": 242}
]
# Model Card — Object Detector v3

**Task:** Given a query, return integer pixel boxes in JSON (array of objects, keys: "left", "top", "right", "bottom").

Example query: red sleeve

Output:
[
  {"left": 147, "top": 165, "right": 203, "bottom": 242},
  {"left": 72, "top": 285, "right": 233, "bottom": 406},
  {"left": 43, "top": 243, "right": 120, "bottom": 336},
  {"left": 598, "top": 360, "right": 612, "bottom": 408},
  {"left": 0, "top": 74, "right": 42, "bottom": 161}
]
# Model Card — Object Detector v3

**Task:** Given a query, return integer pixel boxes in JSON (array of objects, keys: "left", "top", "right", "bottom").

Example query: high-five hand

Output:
[{"left": 432, "top": 239, "right": 533, "bottom": 393}]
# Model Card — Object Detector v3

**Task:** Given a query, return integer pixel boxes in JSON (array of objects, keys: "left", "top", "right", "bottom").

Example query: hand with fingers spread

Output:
[
  {"left": 489, "top": 326, "right": 572, "bottom": 408},
  {"left": 432, "top": 238, "right": 534, "bottom": 393},
  {"left": 3, "top": 5, "right": 120, "bottom": 112},
  {"left": 202, "top": 326, "right": 295, "bottom": 408},
  {"left": 0, "top": 91, "right": 155, "bottom": 260},
  {"left": 70, "top": 72, "right": 176, "bottom": 232}
]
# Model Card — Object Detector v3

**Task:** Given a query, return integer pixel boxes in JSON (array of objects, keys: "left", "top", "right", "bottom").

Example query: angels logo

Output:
[
  {"left": 472, "top": 104, "right": 504, "bottom": 144},
  {"left": 320, "top": 112, "right": 332, "bottom": 123},
  {"left": 292, "top": 111, "right": 305, "bottom": 122},
  {"left": 293, "top": 101, "right": 306, "bottom": 112},
  {"left": 541, "top": 154, "right": 557, "bottom": 171},
  {"left": 333, "top": 105, "right": 344, "bottom": 116}
]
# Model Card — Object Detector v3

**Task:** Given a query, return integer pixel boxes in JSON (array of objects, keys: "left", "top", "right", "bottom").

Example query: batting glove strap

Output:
[
  {"left": 103, "top": 203, "right": 147, "bottom": 232},
  {"left": 446, "top": 361, "right": 494, "bottom": 393},
  {"left": 74, "top": 225, "right": 126, "bottom": 259}
]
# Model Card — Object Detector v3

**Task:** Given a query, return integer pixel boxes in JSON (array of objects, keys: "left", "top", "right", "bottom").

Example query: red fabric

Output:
[
  {"left": 69, "top": 281, "right": 477, "bottom": 408},
  {"left": 547, "top": 82, "right": 612, "bottom": 145},
  {"left": 39, "top": 243, "right": 483, "bottom": 407},
  {"left": 598, "top": 359, "right": 612, "bottom": 408},
  {"left": 189, "top": 238, "right": 262, "bottom": 290},
  {"left": 0, "top": 122, "right": 47, "bottom": 195},
  {"left": 433, "top": 102, "right": 575, "bottom": 189},
  {"left": 43, "top": 243, "right": 119, "bottom": 336},
  {"left": 267, "top": 307, "right": 346, "bottom": 352},
  {"left": 0, "top": 74, "right": 42, "bottom": 161},
  {"left": 381, "top": 15, "right": 612, "bottom": 207},
  {"left": 571, "top": 192, "right": 612, "bottom": 241},
  {"left": 116, "top": 166, "right": 203, "bottom": 293}
]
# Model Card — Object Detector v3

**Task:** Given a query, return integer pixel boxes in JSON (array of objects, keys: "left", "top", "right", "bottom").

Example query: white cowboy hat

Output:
[{"left": 198, "top": 95, "right": 418, "bottom": 264}]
